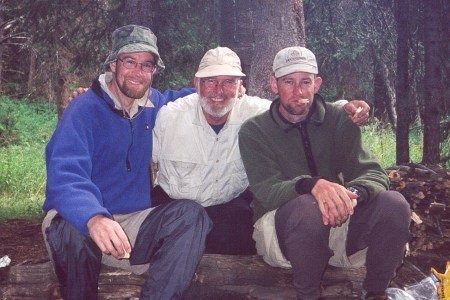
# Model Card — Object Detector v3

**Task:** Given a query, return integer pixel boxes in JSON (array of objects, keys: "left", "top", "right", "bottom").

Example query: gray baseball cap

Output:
[
  {"left": 104, "top": 25, "right": 165, "bottom": 70},
  {"left": 272, "top": 46, "right": 318, "bottom": 78}
]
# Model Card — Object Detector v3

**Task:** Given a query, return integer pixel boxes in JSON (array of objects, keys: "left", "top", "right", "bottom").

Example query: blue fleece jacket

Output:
[{"left": 43, "top": 81, "right": 194, "bottom": 235}]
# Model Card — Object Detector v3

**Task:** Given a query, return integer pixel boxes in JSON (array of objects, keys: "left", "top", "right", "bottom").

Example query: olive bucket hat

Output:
[{"left": 104, "top": 25, "right": 165, "bottom": 71}]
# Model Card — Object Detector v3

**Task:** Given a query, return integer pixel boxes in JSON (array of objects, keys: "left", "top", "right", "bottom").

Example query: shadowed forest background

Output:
[{"left": 0, "top": 0, "right": 449, "bottom": 218}]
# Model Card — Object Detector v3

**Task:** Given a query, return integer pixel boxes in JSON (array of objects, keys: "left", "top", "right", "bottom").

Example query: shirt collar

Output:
[{"left": 98, "top": 72, "right": 154, "bottom": 118}]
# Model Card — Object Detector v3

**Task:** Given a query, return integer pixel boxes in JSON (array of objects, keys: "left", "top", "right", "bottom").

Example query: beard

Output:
[
  {"left": 283, "top": 103, "right": 308, "bottom": 116},
  {"left": 118, "top": 76, "right": 152, "bottom": 99},
  {"left": 199, "top": 95, "right": 237, "bottom": 119},
  {"left": 281, "top": 98, "right": 312, "bottom": 116}
]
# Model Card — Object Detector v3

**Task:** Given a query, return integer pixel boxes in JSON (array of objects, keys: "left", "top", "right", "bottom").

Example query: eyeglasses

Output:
[
  {"left": 117, "top": 57, "right": 156, "bottom": 73},
  {"left": 200, "top": 78, "right": 239, "bottom": 89}
]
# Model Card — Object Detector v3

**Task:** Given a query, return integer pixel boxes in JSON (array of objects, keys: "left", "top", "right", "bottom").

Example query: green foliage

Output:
[
  {"left": 1, "top": 0, "right": 218, "bottom": 99},
  {"left": 1, "top": 0, "right": 125, "bottom": 100},
  {"left": 0, "top": 98, "right": 57, "bottom": 219},
  {"left": 304, "top": 0, "right": 397, "bottom": 102},
  {"left": 151, "top": 0, "right": 219, "bottom": 90}
]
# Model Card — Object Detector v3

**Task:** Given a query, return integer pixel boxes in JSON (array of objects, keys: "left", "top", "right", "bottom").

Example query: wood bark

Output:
[
  {"left": 55, "top": 49, "right": 75, "bottom": 119},
  {"left": 124, "top": 0, "right": 154, "bottom": 29},
  {"left": 394, "top": 0, "right": 411, "bottom": 164},
  {"left": 27, "top": 50, "right": 37, "bottom": 93},
  {"left": 0, "top": 10, "right": 4, "bottom": 93},
  {"left": 0, "top": 254, "right": 426, "bottom": 299},
  {"left": 371, "top": 45, "right": 397, "bottom": 127},
  {"left": 219, "top": 0, "right": 254, "bottom": 89},
  {"left": 220, "top": 0, "right": 305, "bottom": 99},
  {"left": 387, "top": 163, "right": 450, "bottom": 253},
  {"left": 422, "top": 0, "right": 444, "bottom": 164},
  {"left": 0, "top": 43, "right": 3, "bottom": 94},
  {"left": 249, "top": 0, "right": 305, "bottom": 99}
]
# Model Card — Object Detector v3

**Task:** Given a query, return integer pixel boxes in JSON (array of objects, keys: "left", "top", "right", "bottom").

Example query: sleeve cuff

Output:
[
  {"left": 349, "top": 185, "right": 369, "bottom": 204},
  {"left": 295, "top": 177, "right": 322, "bottom": 194}
]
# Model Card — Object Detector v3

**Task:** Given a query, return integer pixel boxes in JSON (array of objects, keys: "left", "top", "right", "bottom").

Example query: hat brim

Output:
[
  {"left": 104, "top": 43, "right": 165, "bottom": 70},
  {"left": 195, "top": 65, "right": 246, "bottom": 78},
  {"left": 274, "top": 64, "right": 318, "bottom": 78}
]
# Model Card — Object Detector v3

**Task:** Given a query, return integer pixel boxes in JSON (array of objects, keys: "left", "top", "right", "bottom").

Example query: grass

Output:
[
  {"left": 0, "top": 97, "right": 57, "bottom": 219},
  {"left": 0, "top": 97, "right": 448, "bottom": 220},
  {"left": 361, "top": 121, "right": 424, "bottom": 168},
  {"left": 362, "top": 120, "right": 450, "bottom": 169}
]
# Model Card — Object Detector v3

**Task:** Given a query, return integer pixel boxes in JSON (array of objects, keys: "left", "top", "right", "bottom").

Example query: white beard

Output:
[{"left": 199, "top": 96, "right": 237, "bottom": 119}]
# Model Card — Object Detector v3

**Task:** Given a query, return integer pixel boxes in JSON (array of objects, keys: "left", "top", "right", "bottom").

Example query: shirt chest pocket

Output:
[{"left": 168, "top": 161, "right": 203, "bottom": 197}]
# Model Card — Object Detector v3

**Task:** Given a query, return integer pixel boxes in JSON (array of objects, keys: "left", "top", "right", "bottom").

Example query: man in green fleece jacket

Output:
[{"left": 238, "top": 46, "right": 411, "bottom": 300}]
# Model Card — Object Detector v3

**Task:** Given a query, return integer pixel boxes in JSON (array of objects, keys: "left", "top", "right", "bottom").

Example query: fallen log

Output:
[{"left": 0, "top": 254, "right": 426, "bottom": 299}]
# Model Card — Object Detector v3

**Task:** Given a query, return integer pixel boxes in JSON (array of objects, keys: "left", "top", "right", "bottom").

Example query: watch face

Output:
[{"left": 348, "top": 187, "right": 360, "bottom": 196}]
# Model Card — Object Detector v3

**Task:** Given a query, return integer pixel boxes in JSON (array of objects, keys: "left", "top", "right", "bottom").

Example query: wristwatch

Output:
[
  {"left": 348, "top": 186, "right": 364, "bottom": 204},
  {"left": 347, "top": 186, "right": 361, "bottom": 197}
]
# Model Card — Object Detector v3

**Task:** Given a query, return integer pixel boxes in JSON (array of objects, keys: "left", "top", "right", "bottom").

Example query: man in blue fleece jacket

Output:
[{"left": 42, "top": 25, "right": 212, "bottom": 300}]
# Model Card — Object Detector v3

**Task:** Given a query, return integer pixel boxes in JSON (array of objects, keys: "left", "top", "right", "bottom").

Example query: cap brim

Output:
[
  {"left": 274, "top": 64, "right": 318, "bottom": 78},
  {"left": 195, "top": 65, "right": 246, "bottom": 78}
]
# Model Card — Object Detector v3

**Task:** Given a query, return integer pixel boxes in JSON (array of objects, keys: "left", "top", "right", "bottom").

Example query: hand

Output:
[
  {"left": 311, "top": 179, "right": 358, "bottom": 227},
  {"left": 87, "top": 215, "right": 132, "bottom": 259},
  {"left": 68, "top": 87, "right": 89, "bottom": 103},
  {"left": 344, "top": 100, "right": 370, "bottom": 126}
]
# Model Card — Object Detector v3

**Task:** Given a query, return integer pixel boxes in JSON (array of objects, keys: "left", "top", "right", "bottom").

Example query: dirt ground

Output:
[
  {"left": 0, "top": 218, "right": 449, "bottom": 276},
  {"left": 0, "top": 219, "right": 48, "bottom": 265}
]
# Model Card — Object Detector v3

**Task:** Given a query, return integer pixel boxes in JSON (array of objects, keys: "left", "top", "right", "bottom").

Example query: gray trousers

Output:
[
  {"left": 44, "top": 200, "right": 212, "bottom": 300},
  {"left": 275, "top": 191, "right": 411, "bottom": 300}
]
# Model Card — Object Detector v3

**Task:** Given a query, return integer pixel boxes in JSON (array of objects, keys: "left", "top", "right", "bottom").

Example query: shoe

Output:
[{"left": 364, "top": 291, "right": 388, "bottom": 300}]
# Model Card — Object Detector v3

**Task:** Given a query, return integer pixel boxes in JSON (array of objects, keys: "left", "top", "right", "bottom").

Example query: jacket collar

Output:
[
  {"left": 269, "top": 94, "right": 327, "bottom": 130},
  {"left": 91, "top": 77, "right": 152, "bottom": 120},
  {"left": 98, "top": 73, "right": 154, "bottom": 117}
]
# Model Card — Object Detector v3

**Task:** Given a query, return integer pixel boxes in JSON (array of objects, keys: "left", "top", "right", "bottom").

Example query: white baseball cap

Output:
[
  {"left": 195, "top": 47, "right": 246, "bottom": 78},
  {"left": 272, "top": 46, "right": 318, "bottom": 78}
]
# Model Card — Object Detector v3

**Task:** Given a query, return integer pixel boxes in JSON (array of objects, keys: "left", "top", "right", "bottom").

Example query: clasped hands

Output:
[{"left": 311, "top": 179, "right": 359, "bottom": 227}]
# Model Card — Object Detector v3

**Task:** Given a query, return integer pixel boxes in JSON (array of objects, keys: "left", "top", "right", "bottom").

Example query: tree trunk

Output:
[
  {"left": 250, "top": 0, "right": 305, "bottom": 99},
  {"left": 124, "top": 0, "right": 154, "bottom": 29},
  {"left": 0, "top": 44, "right": 3, "bottom": 94},
  {"left": 371, "top": 45, "right": 397, "bottom": 126},
  {"left": 219, "top": 0, "right": 254, "bottom": 89},
  {"left": 27, "top": 49, "right": 37, "bottom": 93},
  {"left": 0, "top": 11, "right": 4, "bottom": 93},
  {"left": 220, "top": 0, "right": 305, "bottom": 99},
  {"left": 55, "top": 49, "right": 74, "bottom": 119},
  {"left": 394, "top": 0, "right": 411, "bottom": 164},
  {"left": 422, "top": 0, "right": 443, "bottom": 164},
  {"left": 445, "top": 0, "right": 450, "bottom": 116}
]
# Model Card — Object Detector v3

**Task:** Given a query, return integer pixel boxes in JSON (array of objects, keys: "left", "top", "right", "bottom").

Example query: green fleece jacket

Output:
[{"left": 238, "top": 95, "right": 389, "bottom": 221}]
